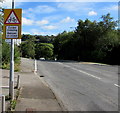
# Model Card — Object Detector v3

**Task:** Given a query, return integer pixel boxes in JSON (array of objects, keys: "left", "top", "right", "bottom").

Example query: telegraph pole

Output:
[{"left": 9, "top": 0, "right": 15, "bottom": 100}]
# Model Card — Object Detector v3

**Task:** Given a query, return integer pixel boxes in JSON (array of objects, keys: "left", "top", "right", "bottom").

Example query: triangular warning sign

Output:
[{"left": 4, "top": 10, "right": 21, "bottom": 24}]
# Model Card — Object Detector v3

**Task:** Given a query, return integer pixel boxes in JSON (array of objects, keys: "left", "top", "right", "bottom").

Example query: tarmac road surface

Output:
[{"left": 37, "top": 60, "right": 119, "bottom": 112}]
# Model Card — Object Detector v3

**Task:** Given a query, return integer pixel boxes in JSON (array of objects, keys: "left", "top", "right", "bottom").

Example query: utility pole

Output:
[{"left": 9, "top": 0, "right": 15, "bottom": 100}]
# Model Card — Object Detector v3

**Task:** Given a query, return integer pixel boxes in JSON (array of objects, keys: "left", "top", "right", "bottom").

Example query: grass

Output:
[
  {"left": 10, "top": 99, "right": 17, "bottom": 110},
  {"left": 2, "top": 62, "right": 20, "bottom": 72},
  {"left": 7, "top": 88, "right": 21, "bottom": 112},
  {"left": 2, "top": 63, "right": 10, "bottom": 70},
  {"left": 14, "top": 63, "right": 20, "bottom": 72}
]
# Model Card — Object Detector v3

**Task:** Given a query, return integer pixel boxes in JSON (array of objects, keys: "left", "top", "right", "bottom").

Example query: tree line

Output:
[
  {"left": 1, "top": 13, "right": 120, "bottom": 67},
  {"left": 20, "top": 35, "right": 54, "bottom": 60},
  {"left": 21, "top": 13, "right": 120, "bottom": 65},
  {"left": 54, "top": 13, "right": 120, "bottom": 64}
]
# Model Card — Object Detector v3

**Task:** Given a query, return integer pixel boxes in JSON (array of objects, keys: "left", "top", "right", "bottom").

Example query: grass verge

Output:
[{"left": 1, "top": 62, "right": 20, "bottom": 72}]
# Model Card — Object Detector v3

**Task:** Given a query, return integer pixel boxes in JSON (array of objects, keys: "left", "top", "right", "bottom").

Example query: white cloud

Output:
[
  {"left": 22, "top": 17, "right": 34, "bottom": 25},
  {"left": 24, "top": 5, "right": 56, "bottom": 15},
  {"left": 111, "top": 5, "right": 118, "bottom": 10},
  {"left": 61, "top": 17, "right": 75, "bottom": 23},
  {"left": 58, "top": 3, "right": 80, "bottom": 11},
  {"left": 88, "top": 11, "right": 97, "bottom": 16},
  {"left": 42, "top": 25, "right": 57, "bottom": 30},
  {"left": 30, "top": 28, "right": 55, "bottom": 35},
  {"left": 55, "top": 0, "right": 118, "bottom": 1},
  {"left": 22, "top": 17, "right": 50, "bottom": 26},
  {"left": 23, "top": 10, "right": 36, "bottom": 20},
  {"left": 36, "top": 5, "right": 56, "bottom": 13},
  {"left": 33, "top": 31, "right": 43, "bottom": 35},
  {"left": 30, "top": 29, "right": 43, "bottom": 35},
  {"left": 58, "top": 2, "right": 94, "bottom": 15},
  {"left": 36, "top": 20, "right": 49, "bottom": 25},
  {"left": 43, "top": 15, "right": 63, "bottom": 22},
  {"left": 64, "top": 0, "right": 117, "bottom": 1},
  {"left": 0, "top": 0, "right": 118, "bottom": 3},
  {"left": 22, "top": 31, "right": 31, "bottom": 34},
  {"left": 0, "top": 0, "right": 11, "bottom": 8},
  {"left": 102, "top": 5, "right": 118, "bottom": 11}
]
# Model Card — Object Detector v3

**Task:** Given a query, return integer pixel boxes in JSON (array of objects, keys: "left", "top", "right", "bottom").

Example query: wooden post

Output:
[
  {"left": 2, "top": 95, "right": 5, "bottom": 112},
  {"left": 16, "top": 75, "right": 20, "bottom": 89}
]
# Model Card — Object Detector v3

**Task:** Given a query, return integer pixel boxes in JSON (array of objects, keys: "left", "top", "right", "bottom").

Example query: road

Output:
[{"left": 37, "top": 60, "right": 119, "bottom": 111}]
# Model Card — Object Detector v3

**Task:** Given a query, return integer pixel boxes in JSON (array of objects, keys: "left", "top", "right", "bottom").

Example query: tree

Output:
[
  {"left": 20, "top": 13, "right": 119, "bottom": 64},
  {"left": 93, "top": 13, "right": 119, "bottom": 63},
  {"left": 73, "top": 19, "right": 99, "bottom": 61},
  {"left": 35, "top": 43, "right": 53, "bottom": 60},
  {"left": 21, "top": 36, "right": 36, "bottom": 59},
  {"left": 2, "top": 40, "right": 10, "bottom": 65},
  {"left": 53, "top": 31, "right": 75, "bottom": 60},
  {"left": 14, "top": 45, "right": 21, "bottom": 64},
  {"left": 53, "top": 13, "right": 119, "bottom": 64}
]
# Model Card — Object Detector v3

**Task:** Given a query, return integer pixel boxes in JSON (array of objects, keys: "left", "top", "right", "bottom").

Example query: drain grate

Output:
[{"left": 40, "top": 75, "right": 44, "bottom": 77}]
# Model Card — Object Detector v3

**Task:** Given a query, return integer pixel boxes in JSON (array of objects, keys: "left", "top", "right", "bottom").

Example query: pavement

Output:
[
  {"left": 15, "top": 58, "right": 63, "bottom": 111},
  {"left": 0, "top": 68, "right": 19, "bottom": 111}
]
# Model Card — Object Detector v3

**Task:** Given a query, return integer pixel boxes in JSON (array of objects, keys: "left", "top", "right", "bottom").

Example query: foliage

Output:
[
  {"left": 53, "top": 13, "right": 119, "bottom": 64},
  {"left": 1, "top": 39, "right": 21, "bottom": 70},
  {"left": 14, "top": 45, "right": 21, "bottom": 63},
  {"left": 10, "top": 99, "right": 17, "bottom": 110},
  {"left": 20, "top": 13, "right": 119, "bottom": 65},
  {"left": 53, "top": 31, "right": 75, "bottom": 60},
  {"left": 2, "top": 39, "right": 10, "bottom": 65},
  {"left": 20, "top": 36, "right": 35, "bottom": 59},
  {"left": 35, "top": 43, "right": 53, "bottom": 60},
  {"left": 22, "top": 34, "right": 55, "bottom": 43}
]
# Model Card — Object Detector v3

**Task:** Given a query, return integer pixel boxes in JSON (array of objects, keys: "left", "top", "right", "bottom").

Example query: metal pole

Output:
[{"left": 9, "top": 0, "right": 14, "bottom": 100}]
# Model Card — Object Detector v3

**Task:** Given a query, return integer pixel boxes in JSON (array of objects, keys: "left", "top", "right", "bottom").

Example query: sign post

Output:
[
  {"left": 10, "top": 0, "right": 15, "bottom": 100},
  {"left": 3, "top": 0, "right": 22, "bottom": 100}
]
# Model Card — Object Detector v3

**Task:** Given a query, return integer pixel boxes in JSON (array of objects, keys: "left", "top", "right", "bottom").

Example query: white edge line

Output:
[
  {"left": 71, "top": 67, "right": 101, "bottom": 80},
  {"left": 58, "top": 62, "right": 101, "bottom": 80},
  {"left": 114, "top": 84, "right": 120, "bottom": 88}
]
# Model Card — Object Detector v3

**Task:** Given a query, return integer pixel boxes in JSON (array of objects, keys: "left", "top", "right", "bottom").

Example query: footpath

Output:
[
  {"left": 0, "top": 58, "right": 63, "bottom": 112},
  {"left": 15, "top": 58, "right": 63, "bottom": 111},
  {"left": 0, "top": 68, "right": 19, "bottom": 111}
]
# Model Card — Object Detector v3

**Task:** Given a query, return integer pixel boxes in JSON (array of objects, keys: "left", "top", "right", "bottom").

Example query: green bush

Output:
[
  {"left": 1, "top": 39, "right": 21, "bottom": 70},
  {"left": 2, "top": 40, "right": 10, "bottom": 66},
  {"left": 35, "top": 43, "right": 53, "bottom": 60},
  {"left": 20, "top": 37, "right": 35, "bottom": 59}
]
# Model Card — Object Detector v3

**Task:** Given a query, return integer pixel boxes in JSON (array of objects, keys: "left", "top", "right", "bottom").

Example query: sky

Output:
[{"left": 1, "top": 1, "right": 119, "bottom": 36}]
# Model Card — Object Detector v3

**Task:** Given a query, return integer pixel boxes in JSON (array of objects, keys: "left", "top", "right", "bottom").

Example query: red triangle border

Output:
[{"left": 4, "top": 10, "right": 21, "bottom": 24}]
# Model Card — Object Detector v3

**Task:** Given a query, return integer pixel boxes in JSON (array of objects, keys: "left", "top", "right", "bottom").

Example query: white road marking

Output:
[
  {"left": 114, "top": 84, "right": 120, "bottom": 88},
  {"left": 58, "top": 62, "right": 101, "bottom": 80},
  {"left": 58, "top": 62, "right": 63, "bottom": 65},
  {"left": 70, "top": 66, "right": 101, "bottom": 80}
]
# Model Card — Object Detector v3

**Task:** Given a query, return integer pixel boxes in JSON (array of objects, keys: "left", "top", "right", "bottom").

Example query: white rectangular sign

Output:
[{"left": 6, "top": 26, "right": 18, "bottom": 39}]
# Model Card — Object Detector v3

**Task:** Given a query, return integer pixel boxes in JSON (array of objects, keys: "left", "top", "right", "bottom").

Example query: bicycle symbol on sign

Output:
[{"left": 8, "top": 17, "right": 18, "bottom": 23}]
